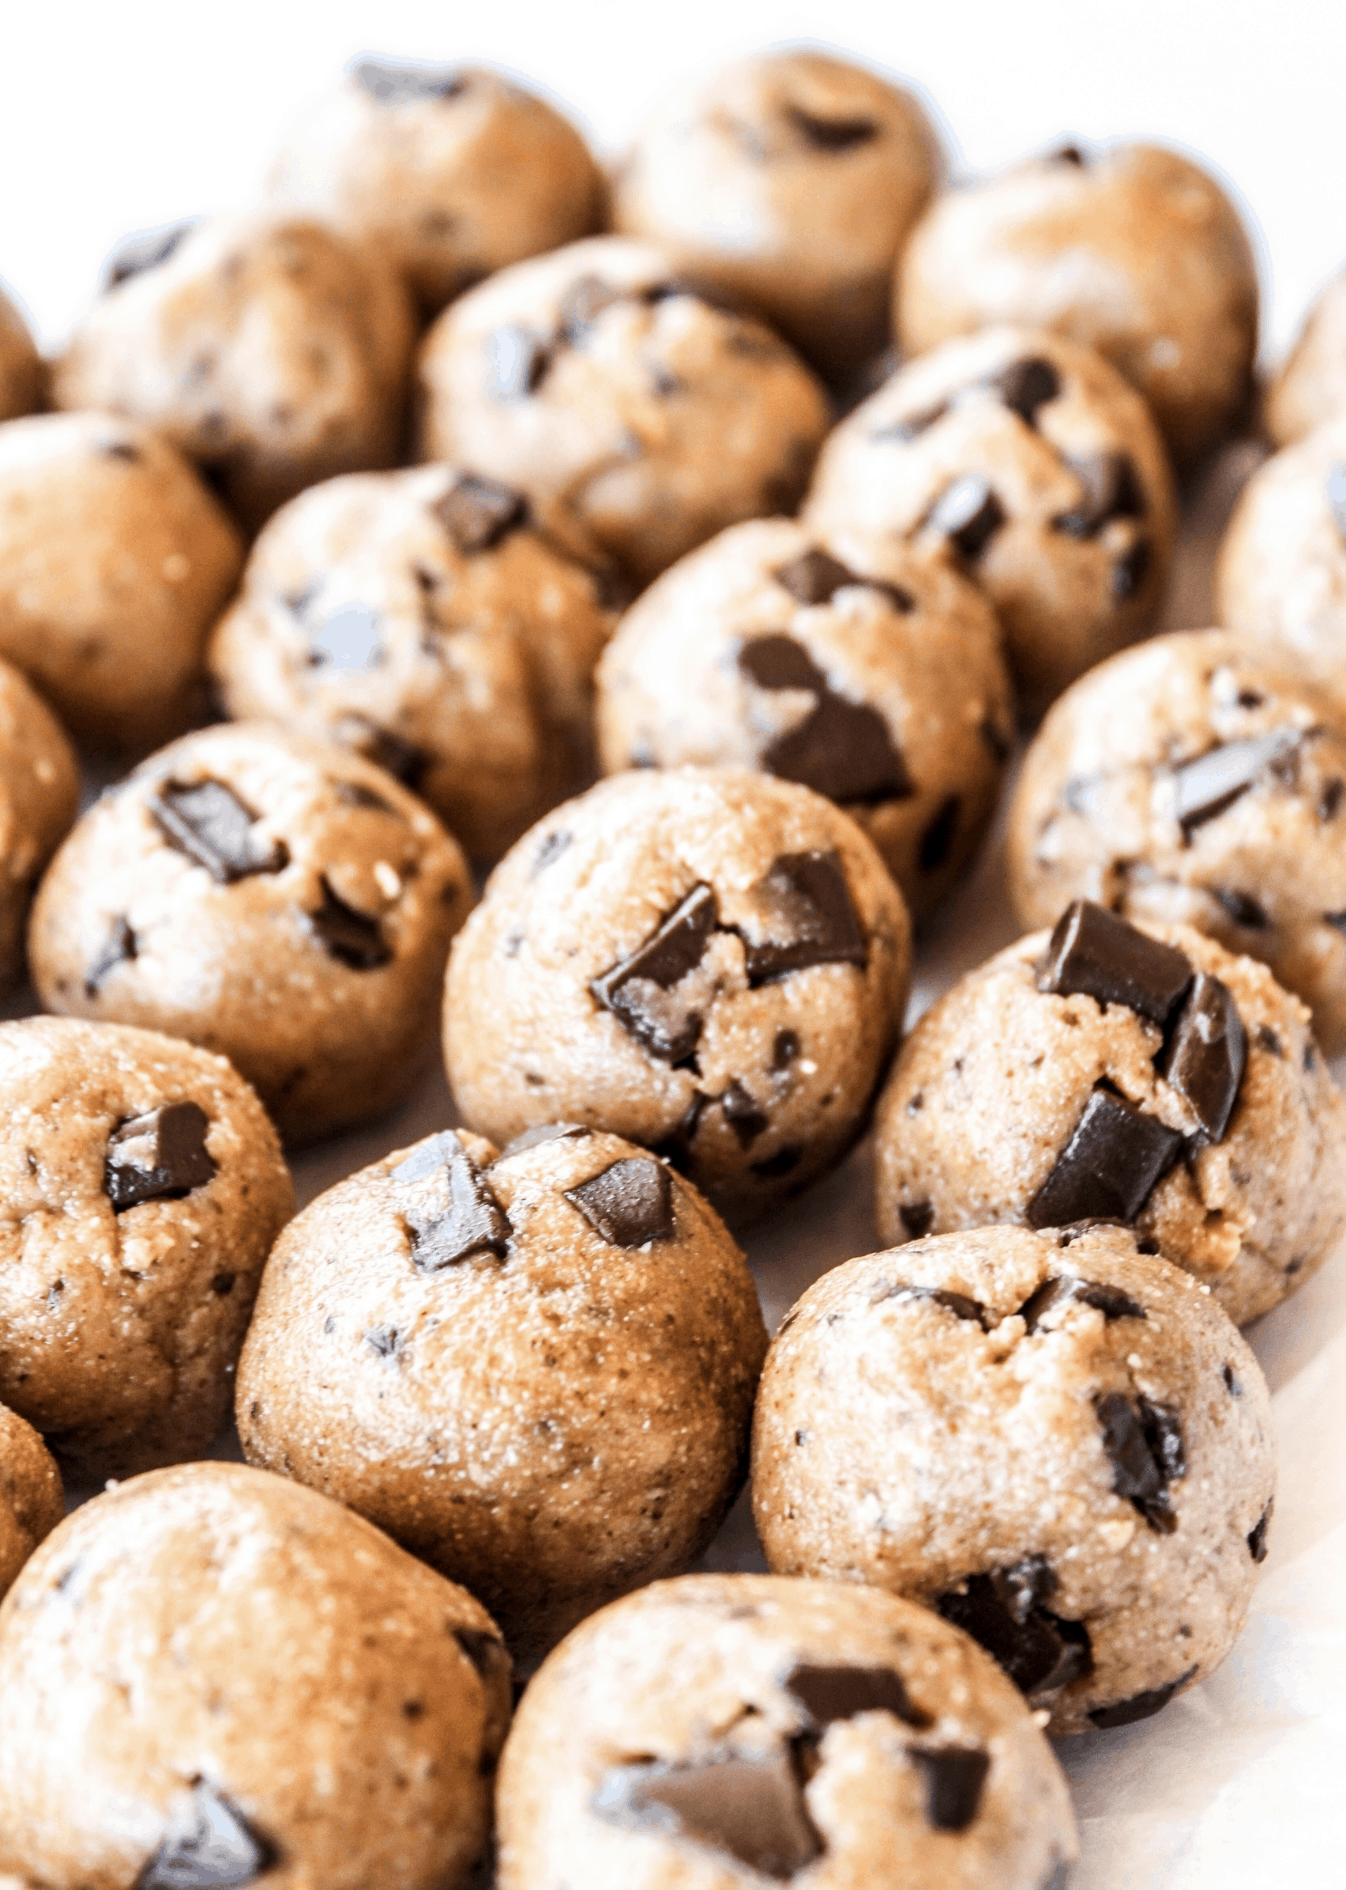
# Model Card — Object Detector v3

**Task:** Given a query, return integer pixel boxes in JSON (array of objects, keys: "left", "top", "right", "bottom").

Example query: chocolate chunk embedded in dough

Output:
[
  {"left": 1019, "top": 1275, "right": 1147, "bottom": 1332},
  {"left": 433, "top": 473, "right": 527, "bottom": 552},
  {"left": 742, "top": 851, "right": 867, "bottom": 984},
  {"left": 926, "top": 475, "right": 1006, "bottom": 561},
  {"left": 719, "top": 1080, "right": 769, "bottom": 1149},
  {"left": 785, "top": 106, "right": 878, "bottom": 151},
  {"left": 308, "top": 877, "right": 390, "bottom": 970},
  {"left": 352, "top": 59, "right": 468, "bottom": 104},
  {"left": 85, "top": 915, "right": 137, "bottom": 997},
  {"left": 785, "top": 1662, "right": 928, "bottom": 1729},
  {"left": 591, "top": 884, "right": 720, "bottom": 1063},
  {"left": 139, "top": 1781, "right": 276, "bottom": 1889},
  {"left": 592, "top": 1749, "right": 822, "bottom": 1880},
  {"left": 911, "top": 1747, "right": 991, "bottom": 1832},
  {"left": 565, "top": 1156, "right": 674, "bottom": 1247},
  {"left": 1172, "top": 729, "right": 1301, "bottom": 838},
  {"left": 739, "top": 633, "right": 914, "bottom": 805},
  {"left": 772, "top": 548, "right": 857, "bottom": 605},
  {"left": 1053, "top": 452, "right": 1145, "bottom": 537},
  {"left": 1159, "top": 972, "right": 1246, "bottom": 1145},
  {"left": 453, "top": 1625, "right": 511, "bottom": 1682},
  {"left": 151, "top": 780, "right": 288, "bottom": 884},
  {"left": 918, "top": 795, "right": 960, "bottom": 873},
  {"left": 1247, "top": 1500, "right": 1273, "bottom": 1563},
  {"left": 1027, "top": 1087, "right": 1184, "bottom": 1229},
  {"left": 105, "top": 1101, "right": 216, "bottom": 1212},
  {"left": 401, "top": 1137, "right": 511, "bottom": 1270},
  {"left": 936, "top": 1560, "right": 1093, "bottom": 1696},
  {"left": 1087, "top": 1666, "right": 1195, "bottom": 1729},
  {"left": 1038, "top": 900, "right": 1193, "bottom": 1025},
  {"left": 1094, "top": 1392, "right": 1184, "bottom": 1534},
  {"left": 986, "top": 357, "right": 1061, "bottom": 427}
]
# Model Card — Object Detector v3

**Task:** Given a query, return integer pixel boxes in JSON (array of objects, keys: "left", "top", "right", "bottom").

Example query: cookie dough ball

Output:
[
  {"left": 1265, "top": 269, "right": 1346, "bottom": 447},
  {"left": 270, "top": 59, "right": 604, "bottom": 317},
  {"left": 208, "top": 464, "right": 618, "bottom": 861},
  {"left": 0, "top": 282, "right": 43, "bottom": 421},
  {"left": 896, "top": 142, "right": 1259, "bottom": 465},
  {"left": 596, "top": 519, "right": 1012, "bottom": 919},
  {"left": 754, "top": 1224, "right": 1276, "bottom": 1736},
  {"left": 29, "top": 724, "right": 471, "bottom": 1145},
  {"left": 498, "top": 1572, "right": 1076, "bottom": 1890},
  {"left": 445, "top": 768, "right": 911, "bottom": 1222},
  {"left": 238, "top": 1123, "right": 766, "bottom": 1671},
  {"left": 0, "top": 1405, "right": 63, "bottom": 1601},
  {"left": 874, "top": 904, "right": 1346, "bottom": 1325},
  {"left": 611, "top": 48, "right": 940, "bottom": 381},
  {"left": 0, "top": 411, "right": 243, "bottom": 751},
  {"left": 0, "top": 660, "right": 78, "bottom": 989},
  {"left": 1009, "top": 630, "right": 1346, "bottom": 1051},
  {"left": 416, "top": 235, "right": 831, "bottom": 586},
  {"left": 804, "top": 326, "right": 1176, "bottom": 711},
  {"left": 0, "top": 1017, "right": 293, "bottom": 1481},
  {"left": 0, "top": 1462, "right": 509, "bottom": 1889},
  {"left": 53, "top": 214, "right": 416, "bottom": 533}
]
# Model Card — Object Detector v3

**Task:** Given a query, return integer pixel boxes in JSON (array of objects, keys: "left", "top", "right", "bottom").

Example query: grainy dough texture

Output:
[
  {"left": 0, "top": 282, "right": 43, "bottom": 421},
  {"left": 612, "top": 48, "right": 940, "bottom": 380},
  {"left": 804, "top": 325, "right": 1175, "bottom": 710},
  {"left": 0, "top": 660, "right": 79, "bottom": 989},
  {"left": 208, "top": 463, "right": 617, "bottom": 860},
  {"left": 753, "top": 1223, "right": 1277, "bottom": 1735},
  {"left": 0, "top": 1016, "right": 293, "bottom": 1481},
  {"left": 0, "top": 1404, "right": 63, "bottom": 1602},
  {"left": 30, "top": 724, "right": 471, "bottom": 1144},
  {"left": 895, "top": 143, "right": 1259, "bottom": 465},
  {"left": 497, "top": 1572, "right": 1077, "bottom": 1889},
  {"left": 0, "top": 1462, "right": 510, "bottom": 1890},
  {"left": 445, "top": 767, "right": 912, "bottom": 1223},
  {"left": 1265, "top": 268, "right": 1346, "bottom": 448},
  {"left": 416, "top": 235, "right": 832, "bottom": 585},
  {"left": 238, "top": 1123, "right": 766, "bottom": 1672}
]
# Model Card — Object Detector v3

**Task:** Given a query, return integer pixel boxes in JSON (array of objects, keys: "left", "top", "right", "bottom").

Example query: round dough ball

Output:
[
  {"left": 0, "top": 659, "right": 78, "bottom": 989},
  {"left": 0, "top": 1461, "right": 509, "bottom": 1890},
  {"left": 52, "top": 215, "right": 416, "bottom": 533},
  {"left": 873, "top": 908, "right": 1346, "bottom": 1325},
  {"left": 444, "top": 768, "right": 912, "bottom": 1223},
  {"left": 238, "top": 1122, "right": 766, "bottom": 1672},
  {"left": 895, "top": 142, "right": 1259, "bottom": 465},
  {"left": 1008, "top": 630, "right": 1346, "bottom": 1051},
  {"left": 497, "top": 1572, "right": 1077, "bottom": 1890},
  {"left": 29, "top": 724, "right": 471, "bottom": 1145},
  {"left": 0, "top": 1404, "right": 63, "bottom": 1601},
  {"left": 269, "top": 59, "right": 604, "bottom": 317},
  {"left": 208, "top": 464, "right": 618, "bottom": 861},
  {"left": 416, "top": 235, "right": 831, "bottom": 586},
  {"left": 1265, "top": 268, "right": 1346, "bottom": 448},
  {"left": 0, "top": 281, "right": 43, "bottom": 421},
  {"left": 0, "top": 411, "right": 243, "bottom": 751},
  {"left": 803, "top": 326, "right": 1176, "bottom": 712},
  {"left": 0, "top": 1016, "right": 293, "bottom": 1481},
  {"left": 753, "top": 1223, "right": 1277, "bottom": 1736},
  {"left": 595, "top": 518, "right": 1013, "bottom": 919},
  {"left": 611, "top": 48, "right": 940, "bottom": 382}
]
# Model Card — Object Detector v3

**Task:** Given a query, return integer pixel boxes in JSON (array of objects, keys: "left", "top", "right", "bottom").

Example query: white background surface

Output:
[{"left": 3, "top": 2, "right": 1345, "bottom": 1884}]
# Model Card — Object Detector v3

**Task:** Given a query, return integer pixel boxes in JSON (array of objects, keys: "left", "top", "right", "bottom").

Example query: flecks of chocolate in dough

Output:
[
  {"left": 432, "top": 472, "right": 527, "bottom": 552},
  {"left": 1094, "top": 1392, "right": 1185, "bottom": 1534},
  {"left": 1247, "top": 1499, "right": 1273, "bottom": 1563},
  {"left": 925, "top": 475, "right": 1006, "bottom": 561},
  {"left": 937, "top": 1558, "right": 1093, "bottom": 1696},
  {"left": 1088, "top": 1665, "right": 1196, "bottom": 1729},
  {"left": 1053, "top": 452, "right": 1145, "bottom": 538},
  {"left": 1159, "top": 972, "right": 1246, "bottom": 1145},
  {"left": 150, "top": 780, "right": 288, "bottom": 884},
  {"left": 1026, "top": 1087, "right": 1184, "bottom": 1229},
  {"left": 352, "top": 59, "right": 468, "bottom": 103},
  {"left": 741, "top": 851, "right": 868, "bottom": 985},
  {"left": 591, "top": 1748, "right": 823, "bottom": 1880},
  {"left": 564, "top": 1156, "right": 675, "bottom": 1247},
  {"left": 590, "top": 883, "right": 720, "bottom": 1064},
  {"left": 1038, "top": 900, "right": 1192, "bottom": 1026},
  {"left": 1172, "top": 728, "right": 1302, "bottom": 838},
  {"left": 489, "top": 324, "right": 551, "bottom": 399},
  {"left": 985, "top": 357, "right": 1061, "bottom": 427},
  {"left": 138, "top": 1781, "right": 277, "bottom": 1889},
  {"left": 785, "top": 1661, "right": 929, "bottom": 1730},
  {"left": 738, "top": 633, "right": 914, "bottom": 805},
  {"left": 1018, "top": 1274, "right": 1147, "bottom": 1332},
  {"left": 911, "top": 1747, "right": 992, "bottom": 1832},
  {"left": 398, "top": 1134, "right": 511, "bottom": 1270},
  {"left": 85, "top": 915, "right": 138, "bottom": 997},
  {"left": 307, "top": 876, "right": 391, "bottom": 970},
  {"left": 105, "top": 1102, "right": 216, "bottom": 1212},
  {"left": 105, "top": 220, "right": 195, "bottom": 290},
  {"left": 918, "top": 795, "right": 961, "bottom": 874},
  {"left": 307, "top": 603, "right": 383, "bottom": 671},
  {"left": 785, "top": 104, "right": 879, "bottom": 151}
]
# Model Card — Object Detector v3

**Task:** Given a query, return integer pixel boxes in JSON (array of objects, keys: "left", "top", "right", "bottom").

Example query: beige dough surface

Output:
[
  {"left": 0, "top": 283, "right": 43, "bottom": 421},
  {"left": 1265, "top": 268, "right": 1346, "bottom": 448},
  {"left": 0, "top": 1403, "right": 62, "bottom": 1602},
  {"left": 0, "top": 660, "right": 79, "bottom": 990}
]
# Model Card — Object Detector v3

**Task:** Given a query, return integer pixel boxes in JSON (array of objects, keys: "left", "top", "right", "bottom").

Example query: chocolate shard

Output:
[
  {"left": 1038, "top": 899, "right": 1193, "bottom": 1025},
  {"left": 719, "top": 1080, "right": 769, "bottom": 1148},
  {"left": 493, "top": 1122, "right": 591, "bottom": 1162},
  {"left": 433, "top": 472, "right": 527, "bottom": 553},
  {"left": 1247, "top": 1499, "right": 1273, "bottom": 1563},
  {"left": 739, "top": 635, "right": 914, "bottom": 805},
  {"left": 106, "top": 220, "right": 195, "bottom": 290},
  {"left": 877, "top": 1282, "right": 989, "bottom": 1328},
  {"left": 1110, "top": 539, "right": 1152, "bottom": 601},
  {"left": 565, "top": 1156, "right": 674, "bottom": 1247},
  {"left": 307, "top": 876, "right": 390, "bottom": 970},
  {"left": 352, "top": 59, "right": 467, "bottom": 103},
  {"left": 1019, "top": 1275, "right": 1147, "bottom": 1332},
  {"left": 1173, "top": 729, "right": 1301, "bottom": 838},
  {"left": 592, "top": 1750, "right": 822, "bottom": 1880},
  {"left": 1328, "top": 462, "right": 1346, "bottom": 542},
  {"left": 151, "top": 780, "right": 288, "bottom": 884},
  {"left": 490, "top": 324, "right": 550, "bottom": 399},
  {"left": 937, "top": 1560, "right": 1093, "bottom": 1696},
  {"left": 1159, "top": 972, "right": 1246, "bottom": 1145},
  {"left": 1088, "top": 1665, "right": 1196, "bottom": 1729},
  {"left": 898, "top": 1199, "right": 934, "bottom": 1239},
  {"left": 401, "top": 1136, "right": 511, "bottom": 1271},
  {"left": 139, "top": 1781, "right": 276, "bottom": 1889},
  {"left": 85, "top": 915, "right": 137, "bottom": 996},
  {"left": 785, "top": 105, "right": 879, "bottom": 150},
  {"left": 559, "top": 272, "right": 626, "bottom": 339},
  {"left": 1053, "top": 452, "right": 1145, "bottom": 538},
  {"left": 1027, "top": 1087, "right": 1184, "bottom": 1229},
  {"left": 926, "top": 475, "right": 1006, "bottom": 561},
  {"left": 307, "top": 603, "right": 382, "bottom": 670},
  {"left": 986, "top": 357, "right": 1061, "bottom": 426},
  {"left": 453, "top": 1625, "right": 511, "bottom": 1683},
  {"left": 1095, "top": 1392, "right": 1184, "bottom": 1534},
  {"left": 590, "top": 884, "right": 719, "bottom": 1064},
  {"left": 911, "top": 1747, "right": 991, "bottom": 1832},
  {"left": 742, "top": 851, "right": 867, "bottom": 985},
  {"left": 105, "top": 1102, "right": 216, "bottom": 1213},
  {"left": 773, "top": 1029, "right": 801, "bottom": 1069},
  {"left": 772, "top": 548, "right": 857, "bottom": 605},
  {"left": 918, "top": 795, "right": 961, "bottom": 873},
  {"left": 786, "top": 1662, "right": 929, "bottom": 1729}
]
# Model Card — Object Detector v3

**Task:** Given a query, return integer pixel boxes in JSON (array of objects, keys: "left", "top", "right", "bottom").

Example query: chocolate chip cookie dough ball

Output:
[
  {"left": 0, "top": 1405, "right": 62, "bottom": 1600},
  {"left": 0, "top": 1462, "right": 509, "bottom": 1890},
  {"left": 30, "top": 724, "right": 470, "bottom": 1145},
  {"left": 416, "top": 236, "right": 831, "bottom": 585},
  {"left": 0, "top": 661, "right": 78, "bottom": 989},
  {"left": 445, "top": 768, "right": 911, "bottom": 1222},
  {"left": 874, "top": 903, "right": 1346, "bottom": 1325},
  {"left": 0, "top": 282, "right": 43, "bottom": 421},
  {"left": 270, "top": 59, "right": 604, "bottom": 317},
  {"left": 498, "top": 1573, "right": 1076, "bottom": 1890},
  {"left": 803, "top": 326, "right": 1175, "bottom": 711},
  {"left": 1008, "top": 630, "right": 1346, "bottom": 1050},
  {"left": 1265, "top": 268, "right": 1346, "bottom": 448},
  {"left": 896, "top": 142, "right": 1259, "bottom": 465},
  {"left": 208, "top": 464, "right": 618, "bottom": 861},
  {"left": 53, "top": 215, "right": 416, "bottom": 533},
  {"left": 0, "top": 411, "right": 243, "bottom": 751},
  {"left": 596, "top": 519, "right": 1012, "bottom": 919},
  {"left": 611, "top": 48, "right": 940, "bottom": 381},
  {"left": 0, "top": 1017, "right": 293, "bottom": 1480},
  {"left": 238, "top": 1123, "right": 766, "bottom": 1671},
  {"left": 754, "top": 1224, "right": 1276, "bottom": 1736}
]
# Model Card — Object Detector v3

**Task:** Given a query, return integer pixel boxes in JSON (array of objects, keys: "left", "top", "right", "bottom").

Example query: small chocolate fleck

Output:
[
  {"left": 1159, "top": 972, "right": 1246, "bottom": 1145},
  {"left": 899, "top": 1200, "right": 934, "bottom": 1239},
  {"left": 986, "top": 357, "right": 1061, "bottom": 427},
  {"left": 926, "top": 475, "right": 1006, "bottom": 561},
  {"left": 937, "top": 1559, "right": 1092, "bottom": 1695},
  {"left": 719, "top": 1080, "right": 769, "bottom": 1148},
  {"left": 308, "top": 603, "right": 382, "bottom": 670},
  {"left": 1027, "top": 1086, "right": 1184, "bottom": 1229},
  {"left": 742, "top": 851, "right": 867, "bottom": 985},
  {"left": 772, "top": 548, "right": 857, "bottom": 606},
  {"left": 1019, "top": 1275, "right": 1146, "bottom": 1331},
  {"left": 493, "top": 1122, "right": 590, "bottom": 1162},
  {"left": 340, "top": 718, "right": 429, "bottom": 790},
  {"left": 1053, "top": 452, "right": 1145, "bottom": 538},
  {"left": 490, "top": 324, "right": 550, "bottom": 399},
  {"left": 1095, "top": 1392, "right": 1184, "bottom": 1534},
  {"left": 105, "top": 220, "right": 195, "bottom": 290},
  {"left": 911, "top": 1747, "right": 991, "bottom": 1832},
  {"left": 352, "top": 59, "right": 468, "bottom": 103},
  {"left": 1328, "top": 462, "right": 1346, "bottom": 542},
  {"left": 1247, "top": 1499, "right": 1272, "bottom": 1563},
  {"left": 655, "top": 1091, "right": 709, "bottom": 1171},
  {"left": 1110, "top": 539, "right": 1152, "bottom": 601},
  {"left": 1173, "top": 729, "right": 1301, "bottom": 838},
  {"left": 592, "top": 1750, "right": 822, "bottom": 1879},
  {"left": 1052, "top": 143, "right": 1086, "bottom": 164},
  {"left": 151, "top": 780, "right": 287, "bottom": 884},
  {"left": 772, "top": 1029, "right": 801, "bottom": 1070},
  {"left": 401, "top": 1135, "right": 511, "bottom": 1271},
  {"left": 786, "top": 105, "right": 878, "bottom": 150},
  {"left": 307, "top": 877, "right": 390, "bottom": 970},
  {"left": 739, "top": 633, "right": 913, "bottom": 805},
  {"left": 85, "top": 915, "right": 137, "bottom": 997},
  {"left": 1038, "top": 900, "right": 1192, "bottom": 1025},
  {"left": 1088, "top": 1667, "right": 1195, "bottom": 1729},
  {"left": 211, "top": 1272, "right": 235, "bottom": 1297},
  {"left": 105, "top": 1103, "right": 216, "bottom": 1213},
  {"left": 786, "top": 1662, "right": 928, "bottom": 1729},
  {"left": 1213, "top": 888, "right": 1269, "bottom": 930},
  {"left": 591, "top": 884, "right": 719, "bottom": 1064},
  {"left": 138, "top": 1781, "right": 276, "bottom": 1889},
  {"left": 565, "top": 1156, "right": 674, "bottom": 1247},
  {"left": 363, "top": 1324, "right": 402, "bottom": 1360},
  {"left": 530, "top": 829, "right": 572, "bottom": 877},
  {"left": 918, "top": 795, "right": 961, "bottom": 874},
  {"left": 433, "top": 473, "right": 527, "bottom": 552}
]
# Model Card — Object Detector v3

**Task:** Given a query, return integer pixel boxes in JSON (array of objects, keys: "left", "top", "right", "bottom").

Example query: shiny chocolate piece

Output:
[
  {"left": 105, "top": 1102, "right": 216, "bottom": 1213},
  {"left": 1328, "top": 463, "right": 1346, "bottom": 542},
  {"left": 937, "top": 1558, "right": 1093, "bottom": 1696},
  {"left": 719, "top": 1080, "right": 769, "bottom": 1148},
  {"left": 352, "top": 59, "right": 468, "bottom": 104},
  {"left": 786, "top": 1662, "right": 928, "bottom": 1729},
  {"left": 1027, "top": 1087, "right": 1184, "bottom": 1228},
  {"left": 786, "top": 106, "right": 878, "bottom": 151},
  {"left": 139, "top": 1781, "right": 275, "bottom": 1889},
  {"left": 1088, "top": 1665, "right": 1195, "bottom": 1729},
  {"left": 926, "top": 475, "right": 1006, "bottom": 561},
  {"left": 1214, "top": 888, "right": 1269, "bottom": 930},
  {"left": 876, "top": 1281, "right": 989, "bottom": 1327},
  {"left": 85, "top": 915, "right": 137, "bottom": 997},
  {"left": 308, "top": 877, "right": 390, "bottom": 970},
  {"left": 1247, "top": 1500, "right": 1272, "bottom": 1563},
  {"left": 106, "top": 220, "right": 195, "bottom": 290},
  {"left": 493, "top": 1122, "right": 591, "bottom": 1162},
  {"left": 592, "top": 1749, "right": 822, "bottom": 1879},
  {"left": 565, "top": 1155, "right": 674, "bottom": 1247},
  {"left": 1053, "top": 452, "right": 1144, "bottom": 538},
  {"left": 918, "top": 795, "right": 961, "bottom": 873},
  {"left": 1159, "top": 972, "right": 1246, "bottom": 1144},
  {"left": 738, "top": 633, "right": 913, "bottom": 805},
  {"left": 490, "top": 324, "right": 551, "bottom": 399},
  {"left": 591, "top": 883, "right": 719, "bottom": 1064},
  {"left": 1094, "top": 1392, "right": 1184, "bottom": 1534},
  {"left": 308, "top": 603, "right": 382, "bottom": 671},
  {"left": 151, "top": 780, "right": 288, "bottom": 885},
  {"left": 1110, "top": 539, "right": 1152, "bottom": 601},
  {"left": 772, "top": 548, "right": 857, "bottom": 605},
  {"left": 333, "top": 715, "right": 429, "bottom": 791},
  {"left": 987, "top": 357, "right": 1061, "bottom": 427},
  {"left": 401, "top": 1135, "right": 511, "bottom": 1270},
  {"left": 1038, "top": 900, "right": 1193, "bottom": 1025},
  {"left": 1018, "top": 1275, "right": 1147, "bottom": 1332},
  {"left": 1172, "top": 729, "right": 1301, "bottom": 838},
  {"left": 911, "top": 1747, "right": 991, "bottom": 1832},
  {"left": 433, "top": 473, "right": 527, "bottom": 553},
  {"left": 742, "top": 851, "right": 867, "bottom": 985}
]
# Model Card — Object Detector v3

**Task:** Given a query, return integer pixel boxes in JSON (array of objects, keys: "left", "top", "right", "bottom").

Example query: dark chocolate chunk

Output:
[
  {"left": 772, "top": 548, "right": 857, "bottom": 606},
  {"left": 1214, "top": 888, "right": 1269, "bottom": 930},
  {"left": 785, "top": 105, "right": 879, "bottom": 151},
  {"left": 1019, "top": 1275, "right": 1146, "bottom": 1332},
  {"left": 151, "top": 780, "right": 287, "bottom": 884},
  {"left": 1318, "top": 778, "right": 1343, "bottom": 820},
  {"left": 352, "top": 58, "right": 467, "bottom": 103},
  {"left": 139, "top": 1781, "right": 275, "bottom": 1889},
  {"left": 1026, "top": 1087, "right": 1184, "bottom": 1229},
  {"left": 590, "top": 884, "right": 719, "bottom": 1064},
  {"left": 1222, "top": 1363, "right": 1242, "bottom": 1396},
  {"left": 402, "top": 1136, "right": 511, "bottom": 1270},
  {"left": 1159, "top": 972, "right": 1246, "bottom": 1144},
  {"left": 738, "top": 633, "right": 821, "bottom": 692},
  {"left": 1247, "top": 1499, "right": 1272, "bottom": 1563},
  {"left": 592, "top": 1750, "right": 822, "bottom": 1879},
  {"left": 986, "top": 357, "right": 1061, "bottom": 426},
  {"left": 363, "top": 1324, "right": 402, "bottom": 1360},
  {"left": 1053, "top": 452, "right": 1145, "bottom": 537},
  {"left": 1038, "top": 900, "right": 1193, "bottom": 1025},
  {"left": 655, "top": 1091, "right": 708, "bottom": 1171},
  {"left": 1052, "top": 143, "right": 1086, "bottom": 164},
  {"left": 926, "top": 475, "right": 1006, "bottom": 561},
  {"left": 530, "top": 829, "right": 572, "bottom": 877},
  {"left": 338, "top": 718, "right": 428, "bottom": 790},
  {"left": 772, "top": 1028, "right": 801, "bottom": 1069},
  {"left": 565, "top": 1156, "right": 674, "bottom": 1247},
  {"left": 105, "top": 1102, "right": 216, "bottom": 1213},
  {"left": 490, "top": 324, "right": 550, "bottom": 399},
  {"left": 750, "top": 1145, "right": 802, "bottom": 1179},
  {"left": 742, "top": 851, "right": 867, "bottom": 984},
  {"left": 106, "top": 220, "right": 195, "bottom": 290},
  {"left": 559, "top": 272, "right": 626, "bottom": 339},
  {"left": 911, "top": 1747, "right": 991, "bottom": 1832},
  {"left": 307, "top": 603, "right": 382, "bottom": 670},
  {"left": 739, "top": 635, "right": 914, "bottom": 805},
  {"left": 786, "top": 1662, "right": 928, "bottom": 1729},
  {"left": 493, "top": 1122, "right": 590, "bottom": 1162},
  {"left": 899, "top": 1199, "right": 934, "bottom": 1239},
  {"left": 918, "top": 795, "right": 961, "bottom": 873},
  {"left": 432, "top": 472, "right": 527, "bottom": 552},
  {"left": 1328, "top": 462, "right": 1346, "bottom": 542},
  {"left": 307, "top": 877, "right": 390, "bottom": 970},
  {"left": 1087, "top": 1666, "right": 1195, "bottom": 1729},
  {"left": 454, "top": 1625, "right": 510, "bottom": 1682},
  {"left": 937, "top": 1560, "right": 1093, "bottom": 1696},
  {"left": 878, "top": 1282, "right": 988, "bottom": 1327},
  {"left": 85, "top": 915, "right": 137, "bottom": 996},
  {"left": 1173, "top": 729, "right": 1301, "bottom": 837},
  {"left": 719, "top": 1080, "right": 769, "bottom": 1148},
  {"left": 1095, "top": 1392, "right": 1184, "bottom": 1533},
  {"left": 211, "top": 1272, "right": 235, "bottom": 1296},
  {"left": 872, "top": 398, "right": 949, "bottom": 443}
]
